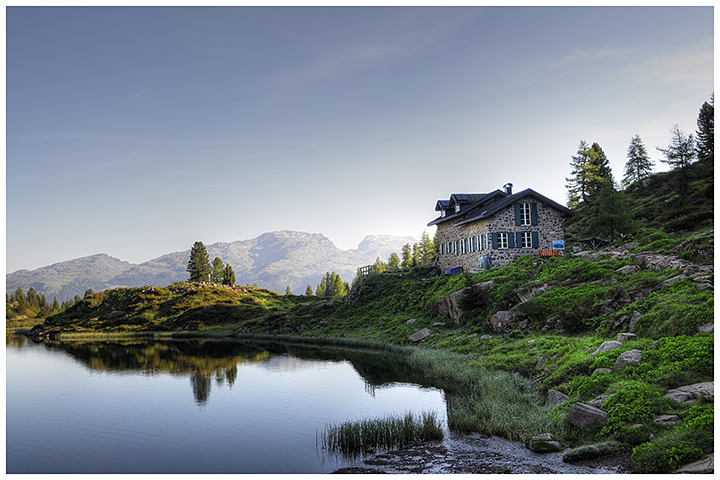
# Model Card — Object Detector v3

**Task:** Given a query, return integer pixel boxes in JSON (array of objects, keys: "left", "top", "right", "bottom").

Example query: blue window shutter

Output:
[
  {"left": 514, "top": 204, "right": 522, "bottom": 226},
  {"left": 516, "top": 232, "right": 523, "bottom": 248},
  {"left": 508, "top": 232, "right": 516, "bottom": 248},
  {"left": 532, "top": 231, "right": 539, "bottom": 248},
  {"left": 492, "top": 232, "right": 498, "bottom": 249},
  {"left": 531, "top": 203, "right": 538, "bottom": 226}
]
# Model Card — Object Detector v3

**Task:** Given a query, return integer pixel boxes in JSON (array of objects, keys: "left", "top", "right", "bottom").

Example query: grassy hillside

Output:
[{"left": 18, "top": 158, "right": 714, "bottom": 473}]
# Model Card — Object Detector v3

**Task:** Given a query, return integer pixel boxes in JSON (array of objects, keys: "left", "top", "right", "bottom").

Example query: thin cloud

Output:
[
  {"left": 619, "top": 44, "right": 713, "bottom": 85},
  {"left": 126, "top": 89, "right": 150, "bottom": 102}
]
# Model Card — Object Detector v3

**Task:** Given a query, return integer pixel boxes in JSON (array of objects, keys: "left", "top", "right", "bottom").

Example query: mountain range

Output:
[{"left": 6, "top": 231, "right": 417, "bottom": 301}]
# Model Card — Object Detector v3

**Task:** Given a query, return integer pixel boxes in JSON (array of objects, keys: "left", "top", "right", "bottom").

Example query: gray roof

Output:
[{"left": 428, "top": 188, "right": 575, "bottom": 227}]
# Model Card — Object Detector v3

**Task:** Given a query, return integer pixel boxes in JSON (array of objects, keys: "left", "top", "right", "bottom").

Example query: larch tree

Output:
[
  {"left": 187, "top": 241, "right": 211, "bottom": 282},
  {"left": 566, "top": 141, "right": 613, "bottom": 207},
  {"left": 623, "top": 134, "right": 654, "bottom": 187},
  {"left": 305, "top": 284, "right": 314, "bottom": 296},
  {"left": 656, "top": 124, "right": 696, "bottom": 170}
]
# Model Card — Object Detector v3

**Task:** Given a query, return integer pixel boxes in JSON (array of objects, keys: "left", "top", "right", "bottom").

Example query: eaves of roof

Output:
[{"left": 454, "top": 188, "right": 575, "bottom": 226}]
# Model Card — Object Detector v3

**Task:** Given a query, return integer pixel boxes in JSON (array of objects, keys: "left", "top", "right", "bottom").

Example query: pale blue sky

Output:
[{"left": 6, "top": 6, "right": 714, "bottom": 273}]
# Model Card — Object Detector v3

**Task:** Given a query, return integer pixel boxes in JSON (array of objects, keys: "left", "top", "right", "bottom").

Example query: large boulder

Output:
[
  {"left": 592, "top": 341, "right": 623, "bottom": 356},
  {"left": 676, "top": 453, "right": 714, "bottom": 474},
  {"left": 545, "top": 389, "right": 569, "bottom": 408},
  {"left": 436, "top": 281, "right": 494, "bottom": 320},
  {"left": 567, "top": 403, "right": 608, "bottom": 428},
  {"left": 408, "top": 328, "right": 432, "bottom": 343},
  {"left": 614, "top": 265, "right": 640, "bottom": 275},
  {"left": 613, "top": 349, "right": 642, "bottom": 370},
  {"left": 489, "top": 310, "right": 515, "bottom": 332},
  {"left": 665, "top": 382, "right": 714, "bottom": 403}
]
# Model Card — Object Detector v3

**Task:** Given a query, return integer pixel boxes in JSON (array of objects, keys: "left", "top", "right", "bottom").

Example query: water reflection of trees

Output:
[{"left": 30, "top": 338, "right": 446, "bottom": 407}]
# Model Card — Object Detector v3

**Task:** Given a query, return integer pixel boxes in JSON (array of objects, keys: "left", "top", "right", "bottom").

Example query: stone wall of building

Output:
[{"left": 435, "top": 196, "right": 567, "bottom": 270}]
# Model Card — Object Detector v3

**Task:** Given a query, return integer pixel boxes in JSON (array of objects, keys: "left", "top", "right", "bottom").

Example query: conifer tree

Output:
[
  {"left": 566, "top": 141, "right": 612, "bottom": 207},
  {"left": 305, "top": 284, "right": 314, "bottom": 296},
  {"left": 589, "top": 182, "right": 632, "bottom": 242},
  {"left": 412, "top": 243, "right": 421, "bottom": 267},
  {"left": 696, "top": 95, "right": 714, "bottom": 158},
  {"left": 419, "top": 230, "right": 437, "bottom": 264},
  {"left": 387, "top": 252, "right": 400, "bottom": 272},
  {"left": 211, "top": 257, "right": 225, "bottom": 283},
  {"left": 370, "top": 256, "right": 386, "bottom": 274},
  {"left": 284, "top": 286, "right": 292, "bottom": 295},
  {"left": 187, "top": 241, "right": 211, "bottom": 282},
  {"left": 222, "top": 264, "right": 235, "bottom": 285},
  {"left": 656, "top": 124, "right": 696, "bottom": 170},
  {"left": 400, "top": 244, "right": 413, "bottom": 269},
  {"left": 623, "top": 134, "right": 654, "bottom": 187}
]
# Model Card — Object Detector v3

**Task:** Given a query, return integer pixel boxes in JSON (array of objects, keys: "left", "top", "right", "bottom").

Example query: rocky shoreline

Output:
[{"left": 333, "top": 433, "right": 635, "bottom": 474}]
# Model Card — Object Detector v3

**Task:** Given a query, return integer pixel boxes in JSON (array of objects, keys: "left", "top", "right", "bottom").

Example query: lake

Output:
[{"left": 6, "top": 335, "right": 448, "bottom": 474}]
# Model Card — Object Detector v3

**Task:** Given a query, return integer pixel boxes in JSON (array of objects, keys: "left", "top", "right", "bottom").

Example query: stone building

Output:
[{"left": 428, "top": 183, "right": 575, "bottom": 271}]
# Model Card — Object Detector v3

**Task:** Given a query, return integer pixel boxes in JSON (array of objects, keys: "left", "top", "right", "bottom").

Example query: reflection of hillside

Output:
[{"left": 34, "top": 339, "right": 446, "bottom": 407}]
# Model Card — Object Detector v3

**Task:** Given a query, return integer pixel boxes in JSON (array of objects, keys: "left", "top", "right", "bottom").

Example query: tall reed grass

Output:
[{"left": 318, "top": 411, "right": 443, "bottom": 461}]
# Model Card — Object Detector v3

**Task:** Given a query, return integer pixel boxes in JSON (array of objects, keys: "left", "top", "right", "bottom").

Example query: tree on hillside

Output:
[
  {"left": 656, "top": 124, "right": 696, "bottom": 170},
  {"left": 370, "top": 256, "right": 386, "bottom": 274},
  {"left": 400, "top": 244, "right": 413, "bottom": 269},
  {"left": 316, "top": 272, "right": 348, "bottom": 297},
  {"left": 305, "top": 284, "right": 314, "bottom": 296},
  {"left": 187, "top": 241, "right": 211, "bottom": 282},
  {"left": 411, "top": 243, "right": 421, "bottom": 267},
  {"left": 387, "top": 252, "right": 400, "bottom": 272},
  {"left": 222, "top": 263, "right": 235, "bottom": 285},
  {"left": 284, "top": 286, "right": 292, "bottom": 296},
  {"left": 589, "top": 182, "right": 632, "bottom": 242},
  {"left": 623, "top": 134, "right": 654, "bottom": 187},
  {"left": 566, "top": 140, "right": 612, "bottom": 207},
  {"left": 419, "top": 230, "right": 437, "bottom": 264},
  {"left": 211, "top": 257, "right": 225, "bottom": 283},
  {"left": 696, "top": 95, "right": 714, "bottom": 158}
]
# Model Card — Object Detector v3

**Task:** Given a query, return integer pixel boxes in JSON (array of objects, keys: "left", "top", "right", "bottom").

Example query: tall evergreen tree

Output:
[
  {"left": 387, "top": 252, "right": 401, "bottom": 272},
  {"left": 370, "top": 256, "right": 386, "bottom": 274},
  {"left": 305, "top": 284, "right": 314, "bottom": 296},
  {"left": 284, "top": 286, "right": 292, "bottom": 296},
  {"left": 411, "top": 243, "right": 421, "bottom": 267},
  {"left": 656, "top": 124, "right": 696, "bottom": 170},
  {"left": 696, "top": 94, "right": 714, "bottom": 158},
  {"left": 419, "top": 230, "right": 436, "bottom": 264},
  {"left": 187, "top": 241, "right": 211, "bottom": 282},
  {"left": 222, "top": 263, "right": 235, "bottom": 285},
  {"left": 211, "top": 257, "right": 225, "bottom": 283},
  {"left": 589, "top": 182, "right": 632, "bottom": 242},
  {"left": 400, "top": 244, "right": 413, "bottom": 269},
  {"left": 623, "top": 134, "right": 654, "bottom": 187},
  {"left": 566, "top": 141, "right": 613, "bottom": 207}
]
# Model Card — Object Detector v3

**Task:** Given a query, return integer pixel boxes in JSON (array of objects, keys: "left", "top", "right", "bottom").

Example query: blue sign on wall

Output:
[{"left": 553, "top": 240, "right": 565, "bottom": 250}]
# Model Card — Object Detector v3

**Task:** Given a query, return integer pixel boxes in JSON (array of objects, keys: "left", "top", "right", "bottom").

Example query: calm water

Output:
[{"left": 6, "top": 336, "right": 448, "bottom": 474}]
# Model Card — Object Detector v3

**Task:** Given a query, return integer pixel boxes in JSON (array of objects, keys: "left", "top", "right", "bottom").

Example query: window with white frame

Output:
[
  {"left": 466, "top": 237, "right": 471, "bottom": 253},
  {"left": 498, "top": 232, "right": 509, "bottom": 249},
  {"left": 521, "top": 231, "right": 533, "bottom": 248},
  {"left": 482, "top": 233, "right": 489, "bottom": 250},
  {"left": 520, "top": 203, "right": 532, "bottom": 226}
]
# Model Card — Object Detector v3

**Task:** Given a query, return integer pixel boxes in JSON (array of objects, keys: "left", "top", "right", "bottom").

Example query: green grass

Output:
[{"left": 318, "top": 411, "right": 444, "bottom": 461}]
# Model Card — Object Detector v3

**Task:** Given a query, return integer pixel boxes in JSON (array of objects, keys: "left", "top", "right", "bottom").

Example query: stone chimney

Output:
[{"left": 503, "top": 183, "right": 513, "bottom": 195}]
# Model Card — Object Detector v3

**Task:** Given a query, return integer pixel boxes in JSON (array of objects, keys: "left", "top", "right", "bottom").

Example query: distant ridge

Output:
[{"left": 6, "top": 231, "right": 418, "bottom": 301}]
